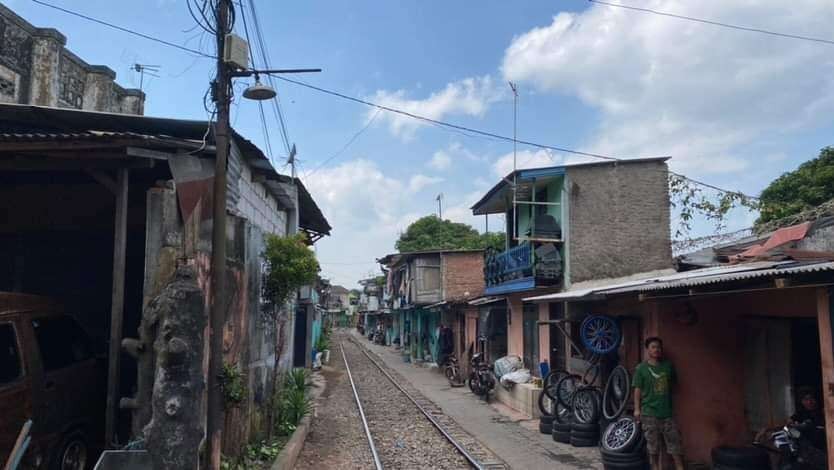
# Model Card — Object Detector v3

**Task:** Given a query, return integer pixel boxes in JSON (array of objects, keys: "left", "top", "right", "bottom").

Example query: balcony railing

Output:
[{"left": 484, "top": 242, "right": 562, "bottom": 293}]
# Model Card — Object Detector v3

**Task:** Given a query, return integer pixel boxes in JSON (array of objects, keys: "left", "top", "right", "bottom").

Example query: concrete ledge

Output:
[
  {"left": 270, "top": 370, "right": 327, "bottom": 470},
  {"left": 494, "top": 382, "right": 543, "bottom": 419}
]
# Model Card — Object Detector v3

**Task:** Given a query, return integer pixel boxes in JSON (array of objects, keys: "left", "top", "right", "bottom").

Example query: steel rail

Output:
[
  {"left": 340, "top": 342, "right": 383, "bottom": 470},
  {"left": 348, "top": 338, "right": 487, "bottom": 470}
]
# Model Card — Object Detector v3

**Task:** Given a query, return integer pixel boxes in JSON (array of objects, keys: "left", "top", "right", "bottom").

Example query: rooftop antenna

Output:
[
  {"left": 287, "top": 143, "right": 297, "bottom": 179},
  {"left": 436, "top": 193, "right": 444, "bottom": 219},
  {"left": 133, "top": 64, "right": 160, "bottom": 92}
]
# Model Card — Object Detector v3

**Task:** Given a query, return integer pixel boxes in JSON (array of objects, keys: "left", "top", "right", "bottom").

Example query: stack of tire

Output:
[
  {"left": 711, "top": 446, "right": 770, "bottom": 470},
  {"left": 539, "top": 414, "right": 554, "bottom": 434},
  {"left": 600, "top": 417, "right": 647, "bottom": 470},
  {"left": 569, "top": 387, "right": 602, "bottom": 446}
]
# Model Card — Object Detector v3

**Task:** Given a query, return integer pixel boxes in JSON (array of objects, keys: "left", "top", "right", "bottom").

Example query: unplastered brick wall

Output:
[
  {"left": 441, "top": 252, "right": 485, "bottom": 301},
  {"left": 567, "top": 160, "right": 672, "bottom": 283}
]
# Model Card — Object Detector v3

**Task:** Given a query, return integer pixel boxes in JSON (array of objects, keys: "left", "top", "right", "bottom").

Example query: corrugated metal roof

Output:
[
  {"left": 608, "top": 261, "right": 834, "bottom": 294},
  {"left": 524, "top": 261, "right": 834, "bottom": 302},
  {"left": 0, "top": 130, "right": 154, "bottom": 142}
]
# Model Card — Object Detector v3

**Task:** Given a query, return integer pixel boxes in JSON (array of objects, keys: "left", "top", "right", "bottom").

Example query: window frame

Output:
[{"left": 0, "top": 320, "right": 25, "bottom": 388}]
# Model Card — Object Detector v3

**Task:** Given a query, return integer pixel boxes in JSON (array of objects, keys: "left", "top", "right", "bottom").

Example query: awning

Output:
[
  {"left": 467, "top": 296, "right": 505, "bottom": 306},
  {"left": 425, "top": 301, "right": 448, "bottom": 310},
  {"left": 523, "top": 261, "right": 834, "bottom": 302}
]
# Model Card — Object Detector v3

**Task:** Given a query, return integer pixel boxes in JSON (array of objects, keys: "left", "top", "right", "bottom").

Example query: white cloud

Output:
[
  {"left": 501, "top": 1, "right": 834, "bottom": 175},
  {"left": 429, "top": 150, "right": 452, "bottom": 170},
  {"left": 408, "top": 174, "right": 444, "bottom": 192},
  {"left": 368, "top": 76, "right": 502, "bottom": 140},
  {"left": 491, "top": 149, "right": 561, "bottom": 178}
]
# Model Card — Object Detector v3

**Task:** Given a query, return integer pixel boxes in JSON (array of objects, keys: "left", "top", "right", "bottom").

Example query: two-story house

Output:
[
  {"left": 469, "top": 157, "right": 672, "bottom": 379},
  {"left": 378, "top": 249, "right": 484, "bottom": 366}
]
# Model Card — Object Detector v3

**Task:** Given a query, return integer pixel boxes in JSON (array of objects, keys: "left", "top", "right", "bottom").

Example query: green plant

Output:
[
  {"left": 315, "top": 332, "right": 329, "bottom": 352},
  {"left": 285, "top": 368, "right": 310, "bottom": 392},
  {"left": 262, "top": 233, "right": 320, "bottom": 310},
  {"left": 275, "top": 386, "right": 312, "bottom": 435},
  {"left": 221, "top": 362, "right": 247, "bottom": 406}
]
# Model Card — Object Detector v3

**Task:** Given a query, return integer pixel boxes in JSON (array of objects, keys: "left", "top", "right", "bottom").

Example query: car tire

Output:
[
  {"left": 570, "top": 436, "right": 599, "bottom": 447},
  {"left": 51, "top": 430, "right": 90, "bottom": 470},
  {"left": 601, "top": 459, "right": 648, "bottom": 470},
  {"left": 571, "top": 421, "right": 599, "bottom": 433},
  {"left": 552, "top": 431, "right": 571, "bottom": 444},
  {"left": 601, "top": 417, "right": 641, "bottom": 453},
  {"left": 599, "top": 446, "right": 647, "bottom": 462},
  {"left": 540, "top": 415, "right": 555, "bottom": 425},
  {"left": 572, "top": 388, "right": 601, "bottom": 424},
  {"left": 539, "top": 420, "right": 553, "bottom": 434},
  {"left": 552, "top": 422, "right": 572, "bottom": 434},
  {"left": 570, "top": 430, "right": 599, "bottom": 440},
  {"left": 711, "top": 446, "right": 770, "bottom": 468}
]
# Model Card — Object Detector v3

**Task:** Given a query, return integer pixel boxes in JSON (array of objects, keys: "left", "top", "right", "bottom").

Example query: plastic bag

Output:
[
  {"left": 493, "top": 355, "right": 523, "bottom": 379},
  {"left": 500, "top": 369, "right": 532, "bottom": 388}
]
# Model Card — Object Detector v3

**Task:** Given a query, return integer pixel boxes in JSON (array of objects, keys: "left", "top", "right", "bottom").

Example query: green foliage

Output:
[
  {"left": 220, "top": 438, "right": 285, "bottom": 470},
  {"left": 757, "top": 147, "right": 834, "bottom": 225},
  {"left": 669, "top": 174, "right": 759, "bottom": 238},
  {"left": 480, "top": 231, "right": 506, "bottom": 251},
  {"left": 395, "top": 215, "right": 505, "bottom": 252},
  {"left": 267, "top": 369, "right": 313, "bottom": 437},
  {"left": 221, "top": 362, "right": 247, "bottom": 406},
  {"left": 262, "top": 233, "right": 320, "bottom": 310},
  {"left": 314, "top": 331, "right": 329, "bottom": 352}
]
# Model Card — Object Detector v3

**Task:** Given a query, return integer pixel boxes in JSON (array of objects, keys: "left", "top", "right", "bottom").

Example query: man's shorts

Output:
[{"left": 641, "top": 416, "right": 683, "bottom": 455}]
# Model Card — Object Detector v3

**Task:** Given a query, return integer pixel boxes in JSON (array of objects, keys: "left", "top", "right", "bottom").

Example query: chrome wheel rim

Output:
[{"left": 604, "top": 418, "right": 637, "bottom": 451}]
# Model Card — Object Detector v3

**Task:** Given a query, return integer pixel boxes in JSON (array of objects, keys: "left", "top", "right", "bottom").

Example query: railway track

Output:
[{"left": 340, "top": 336, "right": 508, "bottom": 470}]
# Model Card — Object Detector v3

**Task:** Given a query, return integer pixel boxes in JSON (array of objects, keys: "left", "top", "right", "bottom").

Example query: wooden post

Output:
[
  {"left": 105, "top": 168, "right": 128, "bottom": 447},
  {"left": 816, "top": 287, "right": 834, "bottom": 470}
]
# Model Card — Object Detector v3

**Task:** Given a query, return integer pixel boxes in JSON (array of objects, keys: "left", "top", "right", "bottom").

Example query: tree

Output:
[
  {"left": 395, "top": 215, "right": 506, "bottom": 252},
  {"left": 757, "top": 147, "right": 834, "bottom": 225},
  {"left": 261, "top": 233, "right": 319, "bottom": 438}
]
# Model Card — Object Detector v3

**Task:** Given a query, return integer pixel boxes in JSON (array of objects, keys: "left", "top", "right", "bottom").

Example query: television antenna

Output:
[{"left": 133, "top": 64, "right": 160, "bottom": 92}]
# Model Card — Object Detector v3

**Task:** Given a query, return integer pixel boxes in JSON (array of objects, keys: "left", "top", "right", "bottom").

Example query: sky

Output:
[{"left": 11, "top": 0, "right": 834, "bottom": 288}]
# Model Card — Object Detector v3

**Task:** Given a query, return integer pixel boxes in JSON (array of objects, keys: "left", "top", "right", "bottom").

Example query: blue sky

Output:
[{"left": 12, "top": 0, "right": 834, "bottom": 287}]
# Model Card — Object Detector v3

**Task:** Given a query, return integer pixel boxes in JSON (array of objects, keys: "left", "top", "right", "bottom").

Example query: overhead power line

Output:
[
  {"left": 271, "top": 75, "right": 759, "bottom": 200},
  {"left": 31, "top": 0, "right": 216, "bottom": 58},
  {"left": 304, "top": 108, "right": 383, "bottom": 179},
  {"left": 588, "top": 0, "right": 834, "bottom": 47}
]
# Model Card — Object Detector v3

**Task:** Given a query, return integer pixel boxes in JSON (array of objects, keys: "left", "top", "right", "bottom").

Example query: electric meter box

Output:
[{"left": 223, "top": 34, "right": 249, "bottom": 70}]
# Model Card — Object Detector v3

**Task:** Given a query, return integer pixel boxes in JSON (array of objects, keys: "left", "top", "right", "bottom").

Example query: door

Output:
[
  {"left": 30, "top": 314, "right": 100, "bottom": 437},
  {"left": 293, "top": 307, "right": 308, "bottom": 368},
  {"left": 0, "top": 320, "right": 31, "bottom": 465},
  {"left": 523, "top": 304, "right": 540, "bottom": 375},
  {"left": 549, "top": 303, "right": 566, "bottom": 371}
]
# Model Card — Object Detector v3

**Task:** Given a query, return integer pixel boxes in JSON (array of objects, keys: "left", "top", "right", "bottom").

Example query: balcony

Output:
[{"left": 484, "top": 242, "right": 562, "bottom": 295}]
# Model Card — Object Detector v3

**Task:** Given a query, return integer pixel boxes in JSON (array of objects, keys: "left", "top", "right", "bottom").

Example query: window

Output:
[
  {"left": 32, "top": 315, "right": 93, "bottom": 372},
  {"left": 0, "top": 323, "right": 22, "bottom": 385}
]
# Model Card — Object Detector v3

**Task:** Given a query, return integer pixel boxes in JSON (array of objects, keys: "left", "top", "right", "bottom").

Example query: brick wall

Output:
[
  {"left": 441, "top": 252, "right": 485, "bottom": 301},
  {"left": 567, "top": 160, "right": 672, "bottom": 283}
]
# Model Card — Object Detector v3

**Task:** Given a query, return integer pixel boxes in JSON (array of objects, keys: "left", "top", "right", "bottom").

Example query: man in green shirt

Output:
[{"left": 633, "top": 337, "right": 684, "bottom": 470}]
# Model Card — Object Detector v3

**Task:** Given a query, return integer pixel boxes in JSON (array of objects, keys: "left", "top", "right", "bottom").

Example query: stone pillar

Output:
[
  {"left": 28, "top": 28, "right": 65, "bottom": 106},
  {"left": 83, "top": 65, "right": 116, "bottom": 112}
]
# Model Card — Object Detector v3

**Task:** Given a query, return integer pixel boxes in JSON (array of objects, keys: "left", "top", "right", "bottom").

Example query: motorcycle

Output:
[
  {"left": 443, "top": 354, "right": 463, "bottom": 387},
  {"left": 372, "top": 324, "right": 385, "bottom": 345},
  {"left": 758, "top": 420, "right": 827, "bottom": 470},
  {"left": 467, "top": 351, "right": 495, "bottom": 401}
]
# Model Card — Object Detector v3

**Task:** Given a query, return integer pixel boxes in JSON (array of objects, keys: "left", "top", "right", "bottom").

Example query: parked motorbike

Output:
[
  {"left": 372, "top": 325, "right": 385, "bottom": 345},
  {"left": 467, "top": 351, "right": 495, "bottom": 401},
  {"left": 758, "top": 420, "right": 827, "bottom": 470},
  {"left": 443, "top": 354, "right": 463, "bottom": 387}
]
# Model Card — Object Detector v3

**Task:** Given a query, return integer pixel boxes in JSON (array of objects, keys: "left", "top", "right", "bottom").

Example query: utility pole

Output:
[
  {"left": 436, "top": 193, "right": 443, "bottom": 220},
  {"left": 208, "top": 0, "right": 231, "bottom": 468},
  {"left": 509, "top": 81, "right": 518, "bottom": 246}
]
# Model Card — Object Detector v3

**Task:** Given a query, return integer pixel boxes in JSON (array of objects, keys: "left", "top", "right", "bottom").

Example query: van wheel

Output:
[{"left": 52, "top": 431, "right": 89, "bottom": 470}]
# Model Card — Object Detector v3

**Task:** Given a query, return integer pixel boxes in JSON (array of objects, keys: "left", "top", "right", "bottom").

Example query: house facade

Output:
[
  {"left": 378, "top": 249, "right": 484, "bottom": 367},
  {"left": 0, "top": 103, "right": 330, "bottom": 465},
  {"left": 469, "top": 158, "right": 672, "bottom": 377},
  {"left": 525, "top": 215, "right": 834, "bottom": 466}
]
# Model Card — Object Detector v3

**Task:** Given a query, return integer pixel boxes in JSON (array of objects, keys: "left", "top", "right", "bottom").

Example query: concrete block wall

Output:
[
  {"left": 236, "top": 163, "right": 288, "bottom": 236},
  {"left": 566, "top": 160, "right": 672, "bottom": 283},
  {"left": 441, "top": 252, "right": 485, "bottom": 301}
]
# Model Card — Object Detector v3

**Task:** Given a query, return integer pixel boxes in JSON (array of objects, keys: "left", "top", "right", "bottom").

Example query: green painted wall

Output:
[{"left": 516, "top": 176, "right": 563, "bottom": 237}]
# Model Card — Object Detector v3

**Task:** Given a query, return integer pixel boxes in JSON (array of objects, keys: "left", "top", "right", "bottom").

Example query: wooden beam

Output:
[
  {"left": 104, "top": 168, "right": 128, "bottom": 448},
  {"left": 85, "top": 170, "right": 118, "bottom": 195},
  {"left": 0, "top": 139, "right": 146, "bottom": 153},
  {"left": 126, "top": 146, "right": 172, "bottom": 160},
  {"left": 0, "top": 158, "right": 154, "bottom": 171},
  {"left": 816, "top": 287, "right": 834, "bottom": 470}
]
